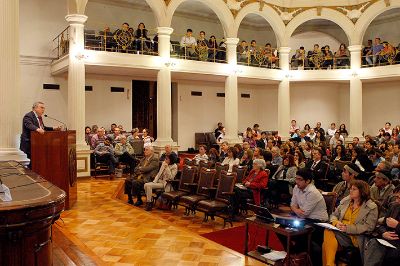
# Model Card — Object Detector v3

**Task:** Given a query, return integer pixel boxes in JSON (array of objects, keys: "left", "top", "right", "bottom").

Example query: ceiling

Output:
[{"left": 91, "top": 0, "right": 400, "bottom": 28}]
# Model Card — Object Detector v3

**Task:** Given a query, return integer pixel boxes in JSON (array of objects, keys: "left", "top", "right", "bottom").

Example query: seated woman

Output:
[
  {"left": 207, "top": 148, "right": 220, "bottom": 166},
  {"left": 193, "top": 145, "right": 208, "bottom": 164},
  {"left": 240, "top": 149, "right": 254, "bottom": 175},
  {"left": 334, "top": 43, "right": 350, "bottom": 67},
  {"left": 322, "top": 180, "right": 378, "bottom": 266},
  {"left": 331, "top": 145, "right": 349, "bottom": 162},
  {"left": 143, "top": 154, "right": 177, "bottom": 211},
  {"left": 142, "top": 128, "right": 154, "bottom": 147},
  {"left": 294, "top": 150, "right": 306, "bottom": 168},
  {"left": 253, "top": 147, "right": 264, "bottom": 159},
  {"left": 243, "top": 127, "right": 257, "bottom": 149},
  {"left": 221, "top": 147, "right": 240, "bottom": 173},
  {"left": 332, "top": 163, "right": 361, "bottom": 203},
  {"left": 339, "top": 123, "right": 349, "bottom": 138},
  {"left": 322, "top": 45, "right": 334, "bottom": 69},
  {"left": 364, "top": 186, "right": 400, "bottom": 266},
  {"left": 268, "top": 154, "right": 297, "bottom": 204},
  {"left": 233, "top": 159, "right": 269, "bottom": 213}
]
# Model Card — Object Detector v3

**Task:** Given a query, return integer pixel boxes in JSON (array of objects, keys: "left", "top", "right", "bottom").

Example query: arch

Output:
[
  {"left": 233, "top": 3, "right": 285, "bottom": 46},
  {"left": 355, "top": 0, "right": 400, "bottom": 44},
  {"left": 165, "top": 0, "right": 234, "bottom": 37},
  {"left": 67, "top": 0, "right": 88, "bottom": 15},
  {"left": 284, "top": 8, "right": 355, "bottom": 46},
  {"left": 144, "top": 0, "right": 168, "bottom": 27}
]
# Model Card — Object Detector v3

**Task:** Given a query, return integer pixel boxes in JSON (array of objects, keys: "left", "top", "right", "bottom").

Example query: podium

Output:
[{"left": 31, "top": 130, "right": 77, "bottom": 209}]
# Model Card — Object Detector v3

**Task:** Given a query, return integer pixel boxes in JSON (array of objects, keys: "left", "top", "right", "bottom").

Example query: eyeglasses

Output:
[{"left": 295, "top": 177, "right": 304, "bottom": 181}]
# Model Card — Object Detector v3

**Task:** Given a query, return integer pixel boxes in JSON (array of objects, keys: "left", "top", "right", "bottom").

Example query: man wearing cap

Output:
[
  {"left": 371, "top": 170, "right": 396, "bottom": 217},
  {"left": 332, "top": 163, "right": 361, "bottom": 203}
]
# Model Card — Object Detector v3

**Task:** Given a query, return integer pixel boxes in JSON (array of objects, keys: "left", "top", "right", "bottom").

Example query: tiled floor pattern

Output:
[{"left": 57, "top": 177, "right": 265, "bottom": 265}]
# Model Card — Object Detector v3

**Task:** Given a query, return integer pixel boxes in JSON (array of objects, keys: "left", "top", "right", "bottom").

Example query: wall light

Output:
[
  {"left": 75, "top": 52, "right": 88, "bottom": 60},
  {"left": 164, "top": 61, "right": 176, "bottom": 68}
]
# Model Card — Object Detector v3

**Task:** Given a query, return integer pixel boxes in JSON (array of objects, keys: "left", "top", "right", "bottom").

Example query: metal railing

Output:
[
  {"left": 52, "top": 26, "right": 70, "bottom": 59},
  {"left": 361, "top": 49, "right": 400, "bottom": 67},
  {"left": 290, "top": 50, "right": 350, "bottom": 70},
  {"left": 170, "top": 42, "right": 227, "bottom": 63},
  {"left": 236, "top": 45, "right": 279, "bottom": 69}
]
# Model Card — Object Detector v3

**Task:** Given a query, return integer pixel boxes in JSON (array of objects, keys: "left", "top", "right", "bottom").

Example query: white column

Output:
[
  {"left": 66, "top": 14, "right": 88, "bottom": 151},
  {"left": 224, "top": 38, "right": 240, "bottom": 144},
  {"left": 0, "top": 1, "right": 26, "bottom": 162},
  {"left": 348, "top": 45, "right": 363, "bottom": 139},
  {"left": 277, "top": 47, "right": 291, "bottom": 140},
  {"left": 154, "top": 27, "right": 175, "bottom": 148}
]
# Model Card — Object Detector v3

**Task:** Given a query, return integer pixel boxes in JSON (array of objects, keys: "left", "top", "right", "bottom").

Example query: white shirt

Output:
[
  {"left": 327, "top": 128, "right": 337, "bottom": 136},
  {"left": 180, "top": 36, "right": 197, "bottom": 47},
  {"left": 291, "top": 184, "right": 329, "bottom": 221},
  {"left": 221, "top": 157, "right": 240, "bottom": 173}
]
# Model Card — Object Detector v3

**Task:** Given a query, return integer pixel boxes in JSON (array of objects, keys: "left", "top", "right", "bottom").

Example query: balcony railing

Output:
[
  {"left": 237, "top": 45, "right": 279, "bottom": 69},
  {"left": 52, "top": 26, "right": 70, "bottom": 59},
  {"left": 361, "top": 52, "right": 400, "bottom": 67}
]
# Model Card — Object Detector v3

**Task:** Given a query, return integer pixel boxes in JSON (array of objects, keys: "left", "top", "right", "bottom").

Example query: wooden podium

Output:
[{"left": 31, "top": 130, "right": 77, "bottom": 209}]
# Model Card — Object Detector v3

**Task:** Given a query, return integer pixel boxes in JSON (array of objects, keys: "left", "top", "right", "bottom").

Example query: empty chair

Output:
[
  {"left": 232, "top": 165, "right": 248, "bottom": 183},
  {"left": 196, "top": 171, "right": 237, "bottom": 227},
  {"left": 321, "top": 191, "right": 338, "bottom": 216},
  {"left": 179, "top": 168, "right": 216, "bottom": 215},
  {"left": 162, "top": 165, "right": 197, "bottom": 209}
]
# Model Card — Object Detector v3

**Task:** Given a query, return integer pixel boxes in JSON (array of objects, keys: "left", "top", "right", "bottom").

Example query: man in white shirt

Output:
[
  {"left": 384, "top": 122, "right": 392, "bottom": 135},
  {"left": 327, "top": 123, "right": 337, "bottom": 136},
  {"left": 180, "top": 28, "right": 197, "bottom": 58},
  {"left": 329, "top": 131, "right": 344, "bottom": 150},
  {"left": 307, "top": 128, "right": 316, "bottom": 141}
]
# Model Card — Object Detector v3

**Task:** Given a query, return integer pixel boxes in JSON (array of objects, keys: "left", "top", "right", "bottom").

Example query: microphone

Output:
[{"left": 44, "top": 114, "right": 67, "bottom": 131}]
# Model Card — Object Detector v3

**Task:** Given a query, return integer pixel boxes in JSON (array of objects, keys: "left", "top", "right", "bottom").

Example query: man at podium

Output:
[{"left": 20, "top": 101, "right": 59, "bottom": 167}]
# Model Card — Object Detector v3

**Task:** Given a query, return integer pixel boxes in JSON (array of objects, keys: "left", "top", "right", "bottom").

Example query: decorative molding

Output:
[
  {"left": 20, "top": 55, "right": 53, "bottom": 66},
  {"left": 224, "top": 0, "right": 389, "bottom": 24}
]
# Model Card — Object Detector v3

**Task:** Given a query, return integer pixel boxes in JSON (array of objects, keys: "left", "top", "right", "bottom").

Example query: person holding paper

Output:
[
  {"left": 364, "top": 185, "right": 400, "bottom": 266},
  {"left": 322, "top": 180, "right": 378, "bottom": 266}
]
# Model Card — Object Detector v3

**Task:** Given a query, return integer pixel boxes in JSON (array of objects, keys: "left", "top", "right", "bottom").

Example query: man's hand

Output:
[
  {"left": 53, "top": 126, "right": 62, "bottom": 131},
  {"left": 291, "top": 205, "right": 305, "bottom": 217},
  {"left": 386, "top": 217, "right": 399, "bottom": 229},
  {"left": 383, "top": 231, "right": 399, "bottom": 241},
  {"left": 36, "top": 128, "right": 45, "bottom": 134}
]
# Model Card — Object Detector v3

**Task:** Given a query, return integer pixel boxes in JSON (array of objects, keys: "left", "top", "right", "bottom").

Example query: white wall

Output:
[
  {"left": 19, "top": 0, "right": 68, "bottom": 58},
  {"left": 289, "top": 31, "right": 342, "bottom": 58},
  {"left": 363, "top": 81, "right": 400, "bottom": 135},
  {"left": 175, "top": 81, "right": 278, "bottom": 151},
  {"left": 85, "top": 75, "right": 132, "bottom": 130},
  {"left": 290, "top": 82, "right": 349, "bottom": 131}
]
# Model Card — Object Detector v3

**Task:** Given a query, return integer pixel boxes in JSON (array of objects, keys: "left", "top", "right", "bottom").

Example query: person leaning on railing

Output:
[
  {"left": 208, "top": 35, "right": 218, "bottom": 62},
  {"left": 322, "top": 45, "right": 334, "bottom": 69},
  {"left": 322, "top": 180, "right": 378, "bottom": 266},
  {"left": 379, "top": 41, "right": 396, "bottom": 65},
  {"left": 180, "top": 29, "right": 197, "bottom": 58},
  {"left": 334, "top": 43, "right": 350, "bottom": 68}
]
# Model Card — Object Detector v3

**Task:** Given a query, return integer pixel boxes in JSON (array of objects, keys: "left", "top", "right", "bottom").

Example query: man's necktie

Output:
[{"left": 38, "top": 116, "right": 44, "bottom": 129}]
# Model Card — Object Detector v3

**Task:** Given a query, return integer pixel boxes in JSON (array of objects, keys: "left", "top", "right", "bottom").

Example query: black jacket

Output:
[{"left": 20, "top": 111, "right": 52, "bottom": 156}]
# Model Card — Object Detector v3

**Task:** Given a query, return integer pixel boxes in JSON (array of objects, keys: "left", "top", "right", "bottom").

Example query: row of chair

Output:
[{"left": 162, "top": 166, "right": 237, "bottom": 227}]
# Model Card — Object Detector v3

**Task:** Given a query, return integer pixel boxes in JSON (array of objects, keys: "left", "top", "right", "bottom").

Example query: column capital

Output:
[
  {"left": 348, "top": 45, "right": 363, "bottom": 53},
  {"left": 157, "top": 27, "right": 174, "bottom": 36},
  {"left": 278, "top": 47, "right": 291, "bottom": 54},
  {"left": 225, "top": 37, "right": 239, "bottom": 46},
  {"left": 65, "top": 14, "right": 88, "bottom": 25}
]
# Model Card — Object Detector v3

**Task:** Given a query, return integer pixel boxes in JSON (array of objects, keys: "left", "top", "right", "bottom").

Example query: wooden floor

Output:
[{"left": 53, "top": 176, "right": 265, "bottom": 266}]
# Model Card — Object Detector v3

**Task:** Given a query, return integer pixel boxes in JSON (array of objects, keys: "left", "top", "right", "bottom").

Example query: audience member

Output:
[
  {"left": 193, "top": 145, "right": 209, "bottom": 164},
  {"left": 332, "top": 163, "right": 361, "bottom": 203},
  {"left": 125, "top": 146, "right": 159, "bottom": 205},
  {"left": 114, "top": 135, "right": 135, "bottom": 171},
  {"left": 327, "top": 123, "right": 337, "bottom": 136},
  {"left": 142, "top": 128, "right": 154, "bottom": 147},
  {"left": 91, "top": 127, "right": 106, "bottom": 149},
  {"left": 94, "top": 139, "right": 117, "bottom": 177},
  {"left": 371, "top": 170, "right": 395, "bottom": 216},
  {"left": 219, "top": 141, "right": 229, "bottom": 162},
  {"left": 366, "top": 37, "right": 384, "bottom": 66},
  {"left": 334, "top": 43, "right": 350, "bottom": 67},
  {"left": 143, "top": 154, "right": 177, "bottom": 211},
  {"left": 322, "top": 180, "right": 378, "bottom": 266},
  {"left": 221, "top": 147, "right": 240, "bottom": 172},
  {"left": 159, "top": 144, "right": 178, "bottom": 164},
  {"left": 180, "top": 29, "right": 197, "bottom": 57}
]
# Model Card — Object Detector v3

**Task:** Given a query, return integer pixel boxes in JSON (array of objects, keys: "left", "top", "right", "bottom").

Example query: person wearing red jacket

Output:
[{"left": 233, "top": 159, "right": 269, "bottom": 214}]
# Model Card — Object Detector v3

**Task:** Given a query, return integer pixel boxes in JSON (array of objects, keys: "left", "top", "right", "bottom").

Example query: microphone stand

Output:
[{"left": 44, "top": 114, "right": 68, "bottom": 131}]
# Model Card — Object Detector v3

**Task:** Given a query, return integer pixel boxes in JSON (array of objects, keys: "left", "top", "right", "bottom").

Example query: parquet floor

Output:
[{"left": 55, "top": 176, "right": 265, "bottom": 266}]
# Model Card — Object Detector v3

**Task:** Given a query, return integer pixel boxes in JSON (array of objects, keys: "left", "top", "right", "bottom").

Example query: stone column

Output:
[
  {"left": 153, "top": 27, "right": 176, "bottom": 151},
  {"left": 277, "top": 47, "right": 291, "bottom": 140},
  {"left": 348, "top": 45, "right": 363, "bottom": 139},
  {"left": 66, "top": 14, "right": 88, "bottom": 150},
  {"left": 224, "top": 38, "right": 240, "bottom": 144},
  {"left": 0, "top": 1, "right": 26, "bottom": 162}
]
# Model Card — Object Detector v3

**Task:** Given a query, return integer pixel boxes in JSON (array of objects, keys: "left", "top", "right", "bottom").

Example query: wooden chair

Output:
[
  {"left": 196, "top": 171, "right": 237, "bottom": 227},
  {"left": 162, "top": 165, "right": 197, "bottom": 209},
  {"left": 183, "top": 158, "right": 193, "bottom": 166},
  {"left": 232, "top": 165, "right": 248, "bottom": 184},
  {"left": 321, "top": 191, "right": 338, "bottom": 216},
  {"left": 214, "top": 162, "right": 229, "bottom": 186},
  {"left": 178, "top": 168, "right": 216, "bottom": 215}
]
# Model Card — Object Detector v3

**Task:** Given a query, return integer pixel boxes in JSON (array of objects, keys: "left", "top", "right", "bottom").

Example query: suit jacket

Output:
[
  {"left": 20, "top": 111, "right": 53, "bottom": 155},
  {"left": 256, "top": 139, "right": 267, "bottom": 149},
  {"left": 376, "top": 202, "right": 400, "bottom": 247},
  {"left": 306, "top": 160, "right": 328, "bottom": 185},
  {"left": 130, "top": 154, "right": 159, "bottom": 183},
  {"left": 242, "top": 169, "right": 269, "bottom": 205}
]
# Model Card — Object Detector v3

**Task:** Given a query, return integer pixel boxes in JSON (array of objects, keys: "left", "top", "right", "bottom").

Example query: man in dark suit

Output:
[
  {"left": 306, "top": 148, "right": 328, "bottom": 190},
  {"left": 20, "top": 102, "right": 57, "bottom": 166},
  {"left": 256, "top": 131, "right": 267, "bottom": 149}
]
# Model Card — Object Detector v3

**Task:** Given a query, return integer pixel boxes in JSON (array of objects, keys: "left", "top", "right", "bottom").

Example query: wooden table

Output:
[
  {"left": 0, "top": 161, "right": 66, "bottom": 266},
  {"left": 244, "top": 216, "right": 314, "bottom": 265}
]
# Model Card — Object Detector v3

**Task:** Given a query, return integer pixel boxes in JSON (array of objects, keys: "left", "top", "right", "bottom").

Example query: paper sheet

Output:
[
  {"left": 377, "top": 238, "right": 397, "bottom": 249},
  {"left": 262, "top": 250, "right": 287, "bottom": 261},
  {"left": 315, "top": 222, "right": 340, "bottom": 231}
]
